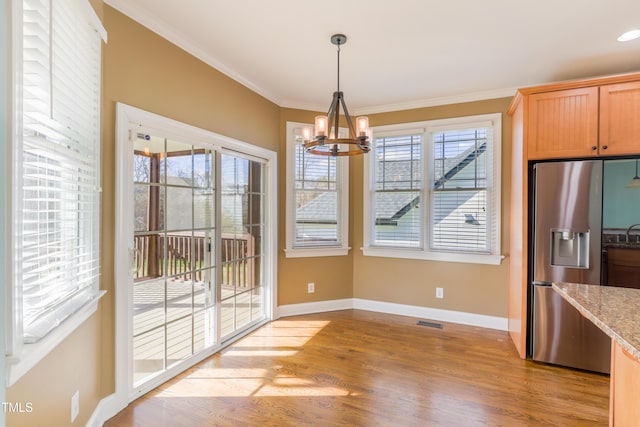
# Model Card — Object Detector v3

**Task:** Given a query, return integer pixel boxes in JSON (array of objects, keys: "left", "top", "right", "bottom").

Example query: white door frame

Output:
[{"left": 113, "top": 103, "right": 278, "bottom": 407}]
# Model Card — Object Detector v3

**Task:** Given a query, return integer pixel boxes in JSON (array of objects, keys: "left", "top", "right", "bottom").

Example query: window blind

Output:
[
  {"left": 20, "top": 0, "right": 103, "bottom": 343},
  {"left": 371, "top": 134, "right": 423, "bottom": 248},
  {"left": 430, "top": 127, "right": 494, "bottom": 253},
  {"left": 293, "top": 140, "right": 341, "bottom": 247}
]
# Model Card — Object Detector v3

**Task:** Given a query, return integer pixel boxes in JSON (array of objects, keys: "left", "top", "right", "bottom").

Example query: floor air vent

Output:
[{"left": 417, "top": 320, "right": 443, "bottom": 329}]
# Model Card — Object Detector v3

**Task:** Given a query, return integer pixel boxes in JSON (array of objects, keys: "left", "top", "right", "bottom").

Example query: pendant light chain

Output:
[{"left": 337, "top": 42, "right": 341, "bottom": 93}]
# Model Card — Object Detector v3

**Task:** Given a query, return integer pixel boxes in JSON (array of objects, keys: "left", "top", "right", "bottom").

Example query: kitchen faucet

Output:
[{"left": 626, "top": 223, "right": 640, "bottom": 243}]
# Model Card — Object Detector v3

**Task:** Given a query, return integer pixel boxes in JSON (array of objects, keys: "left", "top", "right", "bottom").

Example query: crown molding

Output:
[
  {"left": 104, "top": 1, "right": 517, "bottom": 114},
  {"left": 280, "top": 87, "right": 518, "bottom": 115},
  {"left": 351, "top": 87, "right": 519, "bottom": 115}
]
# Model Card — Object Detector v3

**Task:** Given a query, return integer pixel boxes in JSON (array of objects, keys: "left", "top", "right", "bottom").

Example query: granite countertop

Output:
[
  {"left": 552, "top": 283, "right": 640, "bottom": 361},
  {"left": 603, "top": 243, "right": 640, "bottom": 249}
]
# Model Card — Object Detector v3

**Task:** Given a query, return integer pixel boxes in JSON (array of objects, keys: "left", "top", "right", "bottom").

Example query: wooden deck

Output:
[
  {"left": 133, "top": 278, "right": 262, "bottom": 385},
  {"left": 108, "top": 309, "right": 609, "bottom": 426}
]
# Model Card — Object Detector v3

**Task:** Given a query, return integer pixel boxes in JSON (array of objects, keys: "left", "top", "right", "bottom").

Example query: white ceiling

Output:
[{"left": 105, "top": 0, "right": 640, "bottom": 114}]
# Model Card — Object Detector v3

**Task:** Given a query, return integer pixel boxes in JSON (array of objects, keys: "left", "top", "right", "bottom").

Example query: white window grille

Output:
[
  {"left": 285, "top": 122, "right": 349, "bottom": 257},
  {"left": 363, "top": 114, "right": 502, "bottom": 265}
]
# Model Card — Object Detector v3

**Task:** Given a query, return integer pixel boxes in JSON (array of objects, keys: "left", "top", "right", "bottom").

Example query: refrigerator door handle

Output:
[{"left": 532, "top": 281, "right": 551, "bottom": 286}]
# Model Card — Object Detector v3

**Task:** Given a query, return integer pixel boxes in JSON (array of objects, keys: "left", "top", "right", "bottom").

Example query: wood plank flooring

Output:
[{"left": 105, "top": 309, "right": 609, "bottom": 426}]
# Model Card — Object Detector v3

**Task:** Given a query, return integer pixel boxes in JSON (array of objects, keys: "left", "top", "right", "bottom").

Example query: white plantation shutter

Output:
[
  {"left": 19, "top": 0, "right": 104, "bottom": 343},
  {"left": 429, "top": 124, "right": 496, "bottom": 253}
]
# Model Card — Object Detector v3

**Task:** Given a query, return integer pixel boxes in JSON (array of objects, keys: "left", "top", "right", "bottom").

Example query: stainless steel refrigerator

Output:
[{"left": 530, "top": 160, "right": 611, "bottom": 374}]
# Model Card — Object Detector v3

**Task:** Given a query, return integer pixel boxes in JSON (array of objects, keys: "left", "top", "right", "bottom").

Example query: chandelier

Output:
[{"left": 302, "top": 34, "right": 370, "bottom": 157}]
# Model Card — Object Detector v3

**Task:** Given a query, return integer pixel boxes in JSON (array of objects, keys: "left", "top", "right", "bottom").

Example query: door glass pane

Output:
[
  {"left": 221, "top": 298, "right": 234, "bottom": 337},
  {"left": 220, "top": 154, "right": 265, "bottom": 339},
  {"left": 166, "top": 279, "right": 194, "bottom": 323},
  {"left": 194, "top": 307, "right": 215, "bottom": 353},
  {"left": 133, "top": 134, "right": 217, "bottom": 390},
  {"left": 162, "top": 140, "right": 195, "bottom": 185},
  {"left": 133, "top": 326, "right": 165, "bottom": 386},
  {"left": 235, "top": 291, "right": 252, "bottom": 330},
  {"left": 133, "top": 278, "right": 166, "bottom": 332},
  {"left": 167, "top": 316, "right": 193, "bottom": 367},
  {"left": 166, "top": 187, "right": 193, "bottom": 231},
  {"left": 251, "top": 287, "right": 262, "bottom": 320}
]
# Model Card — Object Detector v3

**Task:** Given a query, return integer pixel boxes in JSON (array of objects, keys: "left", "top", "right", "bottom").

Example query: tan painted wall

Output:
[
  {"left": 6, "top": 3, "right": 512, "bottom": 424},
  {"left": 100, "top": 4, "right": 280, "bottom": 396},
  {"left": 278, "top": 99, "right": 512, "bottom": 318},
  {"left": 352, "top": 98, "right": 513, "bottom": 317},
  {"left": 8, "top": 4, "right": 280, "bottom": 426},
  {"left": 6, "top": 317, "right": 103, "bottom": 427},
  {"left": 277, "top": 109, "right": 354, "bottom": 305}
]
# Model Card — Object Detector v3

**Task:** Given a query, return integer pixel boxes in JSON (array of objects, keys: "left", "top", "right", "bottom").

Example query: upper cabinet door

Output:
[
  {"left": 527, "top": 87, "right": 599, "bottom": 160},
  {"left": 600, "top": 82, "right": 640, "bottom": 156}
]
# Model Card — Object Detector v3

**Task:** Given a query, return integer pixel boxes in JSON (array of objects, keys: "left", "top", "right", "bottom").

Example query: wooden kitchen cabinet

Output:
[
  {"left": 605, "top": 248, "right": 640, "bottom": 289},
  {"left": 507, "top": 72, "right": 640, "bottom": 359},
  {"left": 600, "top": 81, "right": 640, "bottom": 156},
  {"left": 609, "top": 342, "right": 640, "bottom": 426},
  {"left": 527, "top": 87, "right": 599, "bottom": 160}
]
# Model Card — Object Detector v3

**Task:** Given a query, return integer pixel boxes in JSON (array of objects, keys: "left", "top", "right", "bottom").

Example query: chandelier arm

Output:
[
  {"left": 325, "top": 92, "right": 339, "bottom": 142},
  {"left": 339, "top": 94, "right": 357, "bottom": 138},
  {"left": 333, "top": 93, "right": 341, "bottom": 139}
]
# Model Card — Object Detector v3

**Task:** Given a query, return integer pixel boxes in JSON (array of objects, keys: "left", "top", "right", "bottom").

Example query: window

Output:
[
  {"left": 7, "top": 0, "right": 106, "bottom": 384},
  {"left": 363, "top": 114, "right": 502, "bottom": 265},
  {"left": 285, "top": 122, "right": 349, "bottom": 257}
]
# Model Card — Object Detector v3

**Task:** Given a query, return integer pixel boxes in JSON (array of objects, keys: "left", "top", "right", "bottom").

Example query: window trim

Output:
[
  {"left": 284, "top": 122, "right": 350, "bottom": 258},
  {"left": 6, "top": 0, "right": 107, "bottom": 386},
  {"left": 363, "top": 113, "right": 503, "bottom": 265}
]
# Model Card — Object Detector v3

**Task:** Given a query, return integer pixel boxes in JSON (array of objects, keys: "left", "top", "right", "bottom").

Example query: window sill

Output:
[
  {"left": 284, "top": 246, "right": 351, "bottom": 258},
  {"left": 6, "top": 290, "right": 106, "bottom": 387},
  {"left": 362, "top": 247, "right": 504, "bottom": 265}
]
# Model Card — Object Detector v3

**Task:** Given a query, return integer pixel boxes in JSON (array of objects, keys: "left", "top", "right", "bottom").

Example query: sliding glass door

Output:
[{"left": 127, "top": 131, "right": 270, "bottom": 395}]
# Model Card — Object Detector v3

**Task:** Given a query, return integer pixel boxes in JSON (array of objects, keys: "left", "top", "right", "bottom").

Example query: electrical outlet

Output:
[
  {"left": 308, "top": 282, "right": 315, "bottom": 293},
  {"left": 436, "top": 287, "right": 444, "bottom": 299},
  {"left": 71, "top": 390, "right": 79, "bottom": 423}
]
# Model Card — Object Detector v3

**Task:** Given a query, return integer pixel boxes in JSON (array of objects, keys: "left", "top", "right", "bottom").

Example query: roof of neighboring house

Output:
[
  {"left": 296, "top": 142, "right": 486, "bottom": 223},
  {"left": 296, "top": 192, "right": 338, "bottom": 223}
]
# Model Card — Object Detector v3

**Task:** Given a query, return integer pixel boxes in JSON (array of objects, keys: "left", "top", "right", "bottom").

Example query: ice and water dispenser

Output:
[{"left": 550, "top": 230, "right": 590, "bottom": 269}]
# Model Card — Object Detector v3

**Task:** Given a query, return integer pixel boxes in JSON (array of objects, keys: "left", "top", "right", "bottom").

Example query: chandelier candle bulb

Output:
[
  {"left": 315, "top": 116, "right": 328, "bottom": 137},
  {"left": 301, "top": 127, "right": 312, "bottom": 143},
  {"left": 356, "top": 116, "right": 369, "bottom": 137}
]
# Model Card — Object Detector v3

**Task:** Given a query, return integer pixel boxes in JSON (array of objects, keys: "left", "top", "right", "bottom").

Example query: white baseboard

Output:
[
  {"left": 86, "top": 393, "right": 126, "bottom": 427},
  {"left": 353, "top": 298, "right": 508, "bottom": 331},
  {"left": 278, "top": 298, "right": 508, "bottom": 331},
  {"left": 276, "top": 298, "right": 353, "bottom": 318}
]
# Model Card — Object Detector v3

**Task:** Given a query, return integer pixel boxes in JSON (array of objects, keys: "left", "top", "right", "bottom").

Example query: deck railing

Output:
[{"left": 133, "top": 233, "right": 255, "bottom": 287}]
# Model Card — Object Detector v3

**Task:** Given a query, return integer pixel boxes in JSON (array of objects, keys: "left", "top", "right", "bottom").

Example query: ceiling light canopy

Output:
[
  {"left": 617, "top": 29, "right": 640, "bottom": 42},
  {"left": 302, "top": 34, "right": 370, "bottom": 157}
]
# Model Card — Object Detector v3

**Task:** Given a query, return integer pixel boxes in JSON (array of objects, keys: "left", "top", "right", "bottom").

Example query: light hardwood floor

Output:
[{"left": 106, "top": 309, "right": 609, "bottom": 426}]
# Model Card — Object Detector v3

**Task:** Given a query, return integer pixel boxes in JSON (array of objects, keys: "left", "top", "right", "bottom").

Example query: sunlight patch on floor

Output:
[{"left": 152, "top": 319, "right": 358, "bottom": 398}]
